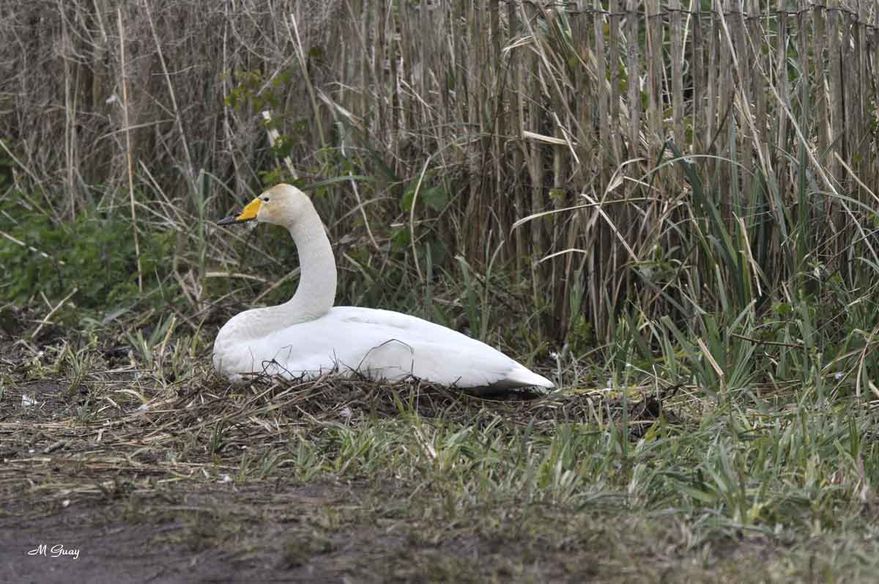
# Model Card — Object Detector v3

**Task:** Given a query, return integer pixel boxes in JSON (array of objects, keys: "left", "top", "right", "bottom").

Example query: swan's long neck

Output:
[
  {"left": 282, "top": 214, "right": 337, "bottom": 320},
  {"left": 224, "top": 209, "right": 337, "bottom": 340}
]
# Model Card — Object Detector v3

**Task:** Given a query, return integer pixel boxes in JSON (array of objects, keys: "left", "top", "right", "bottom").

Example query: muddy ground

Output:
[{"left": 0, "top": 379, "right": 676, "bottom": 583}]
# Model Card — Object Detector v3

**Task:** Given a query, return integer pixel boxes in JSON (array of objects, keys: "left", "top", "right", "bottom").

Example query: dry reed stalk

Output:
[
  {"left": 409, "top": 157, "right": 431, "bottom": 283},
  {"left": 774, "top": 0, "right": 789, "bottom": 195},
  {"left": 705, "top": 6, "right": 718, "bottom": 155},
  {"left": 0, "top": 229, "right": 65, "bottom": 265},
  {"left": 261, "top": 110, "right": 299, "bottom": 180},
  {"left": 826, "top": 4, "right": 843, "bottom": 185},
  {"left": 717, "top": 2, "right": 771, "bottom": 200},
  {"left": 812, "top": 2, "right": 830, "bottom": 169},
  {"left": 854, "top": 1, "right": 868, "bottom": 188},
  {"left": 489, "top": 0, "right": 503, "bottom": 214},
  {"left": 507, "top": 3, "right": 527, "bottom": 275},
  {"left": 750, "top": 1, "right": 767, "bottom": 184},
  {"left": 58, "top": 0, "right": 77, "bottom": 217},
  {"left": 646, "top": 0, "right": 662, "bottom": 159},
  {"left": 796, "top": 0, "right": 810, "bottom": 207},
  {"left": 289, "top": 10, "right": 326, "bottom": 150},
  {"left": 607, "top": 0, "right": 622, "bottom": 163},
  {"left": 625, "top": 0, "right": 641, "bottom": 161},
  {"left": 593, "top": 0, "right": 609, "bottom": 181},
  {"left": 669, "top": 0, "right": 684, "bottom": 149},
  {"left": 117, "top": 7, "right": 143, "bottom": 293},
  {"left": 143, "top": 0, "right": 194, "bottom": 184},
  {"left": 690, "top": 0, "right": 702, "bottom": 153}
]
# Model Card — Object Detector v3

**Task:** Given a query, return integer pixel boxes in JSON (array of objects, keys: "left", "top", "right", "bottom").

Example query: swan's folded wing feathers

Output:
[{"left": 327, "top": 308, "right": 552, "bottom": 388}]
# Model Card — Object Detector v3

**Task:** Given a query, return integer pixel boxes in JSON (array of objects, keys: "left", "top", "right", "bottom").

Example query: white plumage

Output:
[{"left": 213, "top": 184, "right": 553, "bottom": 391}]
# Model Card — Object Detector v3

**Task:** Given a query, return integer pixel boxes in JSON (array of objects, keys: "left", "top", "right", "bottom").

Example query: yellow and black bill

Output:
[{"left": 217, "top": 198, "right": 262, "bottom": 226}]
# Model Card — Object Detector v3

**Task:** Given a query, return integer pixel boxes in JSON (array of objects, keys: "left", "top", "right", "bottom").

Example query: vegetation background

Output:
[{"left": 3, "top": 0, "right": 879, "bottom": 580}]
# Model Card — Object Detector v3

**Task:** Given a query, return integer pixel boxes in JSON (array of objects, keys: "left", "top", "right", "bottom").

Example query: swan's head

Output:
[{"left": 218, "top": 184, "right": 313, "bottom": 228}]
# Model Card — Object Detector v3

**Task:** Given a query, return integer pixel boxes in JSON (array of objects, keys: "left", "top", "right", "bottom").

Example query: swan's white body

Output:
[
  {"left": 213, "top": 184, "right": 553, "bottom": 390},
  {"left": 215, "top": 306, "right": 552, "bottom": 388}
]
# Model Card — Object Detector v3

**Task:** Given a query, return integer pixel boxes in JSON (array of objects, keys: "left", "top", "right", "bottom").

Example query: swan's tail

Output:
[{"left": 495, "top": 366, "right": 555, "bottom": 390}]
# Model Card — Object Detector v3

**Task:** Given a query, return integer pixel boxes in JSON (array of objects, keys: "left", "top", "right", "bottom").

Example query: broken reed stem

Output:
[
  {"left": 117, "top": 8, "right": 142, "bottom": 293},
  {"left": 261, "top": 110, "right": 299, "bottom": 179},
  {"left": 408, "top": 156, "right": 432, "bottom": 284},
  {"left": 30, "top": 287, "right": 78, "bottom": 339},
  {"left": 0, "top": 230, "right": 65, "bottom": 265}
]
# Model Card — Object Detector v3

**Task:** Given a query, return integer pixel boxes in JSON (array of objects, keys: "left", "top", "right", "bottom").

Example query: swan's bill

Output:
[{"left": 218, "top": 197, "right": 262, "bottom": 225}]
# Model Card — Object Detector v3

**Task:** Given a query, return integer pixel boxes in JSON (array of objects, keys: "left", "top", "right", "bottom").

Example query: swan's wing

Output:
[{"left": 265, "top": 307, "right": 553, "bottom": 389}]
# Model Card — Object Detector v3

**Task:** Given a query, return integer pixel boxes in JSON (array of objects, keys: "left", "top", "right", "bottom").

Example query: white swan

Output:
[{"left": 213, "top": 184, "right": 553, "bottom": 390}]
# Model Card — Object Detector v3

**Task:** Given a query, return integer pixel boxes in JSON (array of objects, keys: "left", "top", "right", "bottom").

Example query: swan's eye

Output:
[{"left": 261, "top": 196, "right": 270, "bottom": 203}]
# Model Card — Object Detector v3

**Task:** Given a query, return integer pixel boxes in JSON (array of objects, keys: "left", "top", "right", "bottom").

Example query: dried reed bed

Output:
[{"left": 2, "top": 0, "right": 879, "bottom": 340}]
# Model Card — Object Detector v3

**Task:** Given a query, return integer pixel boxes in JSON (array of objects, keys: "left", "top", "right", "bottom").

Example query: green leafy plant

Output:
[{"left": 0, "top": 202, "right": 178, "bottom": 318}]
